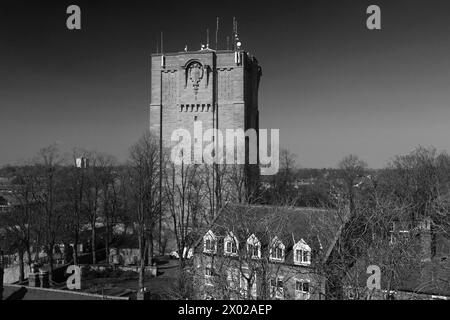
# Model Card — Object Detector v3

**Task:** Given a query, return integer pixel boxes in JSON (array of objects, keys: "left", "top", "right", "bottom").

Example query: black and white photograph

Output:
[{"left": 1, "top": 0, "right": 450, "bottom": 310}]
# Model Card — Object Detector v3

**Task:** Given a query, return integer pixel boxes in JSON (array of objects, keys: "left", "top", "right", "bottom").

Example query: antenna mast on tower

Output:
[{"left": 215, "top": 17, "right": 219, "bottom": 50}]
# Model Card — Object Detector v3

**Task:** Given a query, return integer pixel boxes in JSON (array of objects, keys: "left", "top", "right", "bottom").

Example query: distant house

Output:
[
  {"left": 327, "top": 211, "right": 450, "bottom": 300},
  {"left": 0, "top": 193, "right": 14, "bottom": 213},
  {"left": 192, "top": 204, "right": 343, "bottom": 300}
]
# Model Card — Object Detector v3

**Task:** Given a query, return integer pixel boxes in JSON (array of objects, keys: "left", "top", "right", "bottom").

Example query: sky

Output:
[{"left": 1, "top": 0, "right": 450, "bottom": 168}]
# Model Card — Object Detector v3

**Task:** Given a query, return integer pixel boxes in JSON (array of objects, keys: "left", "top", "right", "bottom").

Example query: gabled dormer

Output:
[
  {"left": 224, "top": 231, "right": 238, "bottom": 256},
  {"left": 246, "top": 234, "right": 261, "bottom": 259},
  {"left": 293, "top": 239, "right": 311, "bottom": 266},
  {"left": 269, "top": 236, "right": 285, "bottom": 262},
  {"left": 203, "top": 230, "right": 217, "bottom": 254}
]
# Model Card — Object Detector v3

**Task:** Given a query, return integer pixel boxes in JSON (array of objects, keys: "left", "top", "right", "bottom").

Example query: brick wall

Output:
[{"left": 150, "top": 50, "right": 260, "bottom": 160}]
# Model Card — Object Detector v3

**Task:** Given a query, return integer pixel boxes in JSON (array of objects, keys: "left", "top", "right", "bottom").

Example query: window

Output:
[
  {"left": 205, "top": 239, "right": 215, "bottom": 251},
  {"left": 203, "top": 230, "right": 217, "bottom": 254},
  {"left": 246, "top": 234, "right": 261, "bottom": 259},
  {"left": 205, "top": 266, "right": 214, "bottom": 286},
  {"left": 295, "top": 249, "right": 310, "bottom": 263},
  {"left": 270, "top": 276, "right": 284, "bottom": 299},
  {"left": 224, "top": 232, "right": 238, "bottom": 256},
  {"left": 295, "top": 279, "right": 311, "bottom": 300},
  {"left": 226, "top": 241, "right": 237, "bottom": 254},
  {"left": 389, "top": 221, "right": 411, "bottom": 245},
  {"left": 269, "top": 237, "right": 285, "bottom": 262},
  {"left": 248, "top": 244, "right": 260, "bottom": 258},
  {"left": 293, "top": 239, "right": 311, "bottom": 265}
]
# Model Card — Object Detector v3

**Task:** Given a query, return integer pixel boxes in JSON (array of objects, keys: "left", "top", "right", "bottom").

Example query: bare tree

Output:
[
  {"left": 32, "top": 144, "right": 66, "bottom": 281},
  {"left": 128, "top": 131, "right": 161, "bottom": 292},
  {"left": 82, "top": 151, "right": 116, "bottom": 264}
]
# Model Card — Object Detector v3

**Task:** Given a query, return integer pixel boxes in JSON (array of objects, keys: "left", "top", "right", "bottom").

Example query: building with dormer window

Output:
[{"left": 192, "top": 204, "right": 343, "bottom": 300}]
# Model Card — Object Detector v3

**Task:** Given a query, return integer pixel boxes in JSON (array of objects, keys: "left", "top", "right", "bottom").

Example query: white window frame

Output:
[
  {"left": 203, "top": 230, "right": 217, "bottom": 254},
  {"left": 293, "top": 239, "right": 311, "bottom": 266},
  {"left": 246, "top": 234, "right": 261, "bottom": 259},
  {"left": 224, "top": 232, "right": 238, "bottom": 256},
  {"left": 294, "top": 278, "right": 311, "bottom": 300},
  {"left": 269, "top": 236, "right": 285, "bottom": 262}
]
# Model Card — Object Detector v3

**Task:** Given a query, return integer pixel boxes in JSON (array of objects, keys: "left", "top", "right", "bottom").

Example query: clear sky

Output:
[{"left": 1, "top": 0, "right": 450, "bottom": 168}]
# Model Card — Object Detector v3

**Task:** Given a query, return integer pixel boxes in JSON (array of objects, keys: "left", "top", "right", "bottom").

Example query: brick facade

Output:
[{"left": 150, "top": 49, "right": 261, "bottom": 153}]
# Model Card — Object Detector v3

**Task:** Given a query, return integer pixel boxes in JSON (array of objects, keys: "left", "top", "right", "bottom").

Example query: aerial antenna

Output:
[
  {"left": 206, "top": 28, "right": 210, "bottom": 49},
  {"left": 160, "top": 31, "right": 165, "bottom": 68},
  {"left": 215, "top": 17, "right": 219, "bottom": 50},
  {"left": 234, "top": 18, "right": 241, "bottom": 50},
  {"left": 232, "top": 17, "right": 236, "bottom": 50},
  {"left": 156, "top": 38, "right": 159, "bottom": 54}
]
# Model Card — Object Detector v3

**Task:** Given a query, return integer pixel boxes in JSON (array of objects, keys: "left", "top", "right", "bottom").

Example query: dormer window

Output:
[
  {"left": 269, "top": 236, "right": 285, "bottom": 262},
  {"left": 203, "top": 230, "right": 217, "bottom": 254},
  {"left": 246, "top": 234, "right": 261, "bottom": 259},
  {"left": 293, "top": 239, "right": 311, "bottom": 265},
  {"left": 224, "top": 232, "right": 238, "bottom": 256}
]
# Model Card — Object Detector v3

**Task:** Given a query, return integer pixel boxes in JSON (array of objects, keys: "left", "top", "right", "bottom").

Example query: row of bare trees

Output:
[
  {"left": 2, "top": 131, "right": 450, "bottom": 299},
  {"left": 0, "top": 145, "right": 125, "bottom": 282},
  {"left": 325, "top": 147, "right": 450, "bottom": 299},
  {"left": 0, "top": 131, "right": 253, "bottom": 293}
]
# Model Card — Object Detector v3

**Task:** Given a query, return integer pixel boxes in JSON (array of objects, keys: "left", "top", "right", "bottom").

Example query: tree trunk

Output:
[
  {"left": 148, "top": 232, "right": 154, "bottom": 266},
  {"left": 158, "top": 212, "right": 162, "bottom": 256},
  {"left": 26, "top": 245, "right": 32, "bottom": 272},
  {"left": 91, "top": 221, "right": 96, "bottom": 264},
  {"left": 138, "top": 234, "right": 146, "bottom": 290},
  {"left": 105, "top": 216, "right": 110, "bottom": 265},
  {"left": 73, "top": 233, "right": 79, "bottom": 265},
  {"left": 48, "top": 247, "right": 54, "bottom": 283},
  {"left": 18, "top": 249, "right": 25, "bottom": 283}
]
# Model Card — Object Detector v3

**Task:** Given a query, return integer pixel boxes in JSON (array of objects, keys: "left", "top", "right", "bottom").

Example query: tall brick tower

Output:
[
  {"left": 149, "top": 48, "right": 261, "bottom": 154},
  {"left": 149, "top": 44, "right": 262, "bottom": 205}
]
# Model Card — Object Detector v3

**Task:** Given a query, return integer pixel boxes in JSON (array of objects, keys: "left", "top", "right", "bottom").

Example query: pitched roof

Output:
[{"left": 196, "top": 203, "right": 344, "bottom": 261}]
